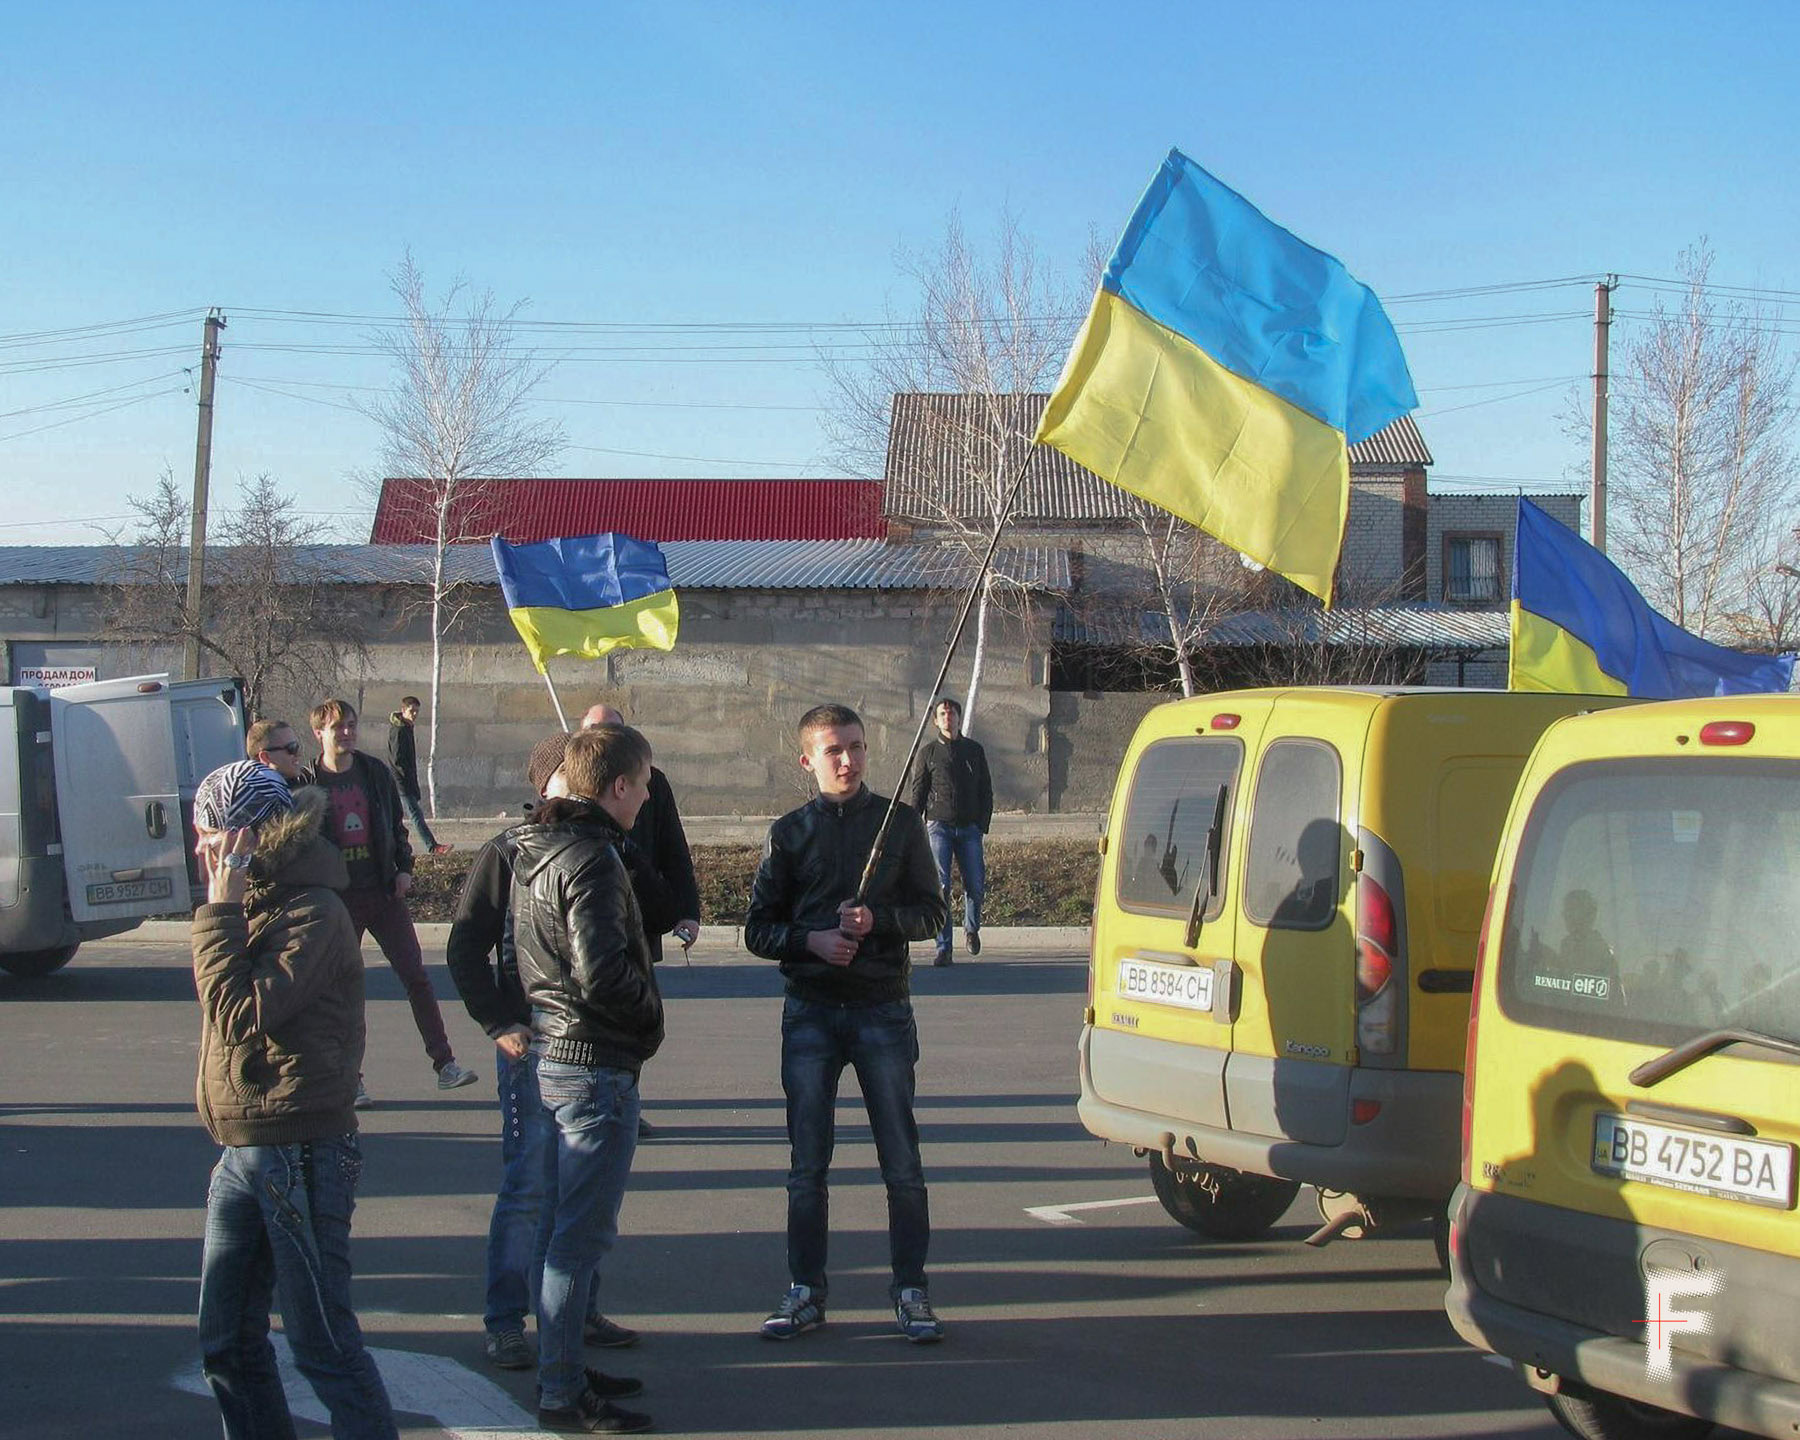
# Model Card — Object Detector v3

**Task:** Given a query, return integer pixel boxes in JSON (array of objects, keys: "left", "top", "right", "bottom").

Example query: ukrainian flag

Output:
[
  {"left": 1511, "top": 499, "right": 1794, "bottom": 697},
  {"left": 491, "top": 533, "right": 679, "bottom": 675},
  {"left": 1035, "top": 150, "right": 1417, "bottom": 605}
]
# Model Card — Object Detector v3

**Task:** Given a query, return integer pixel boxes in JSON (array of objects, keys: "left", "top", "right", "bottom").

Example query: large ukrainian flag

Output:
[
  {"left": 1036, "top": 149, "right": 1417, "bottom": 604},
  {"left": 1511, "top": 498, "right": 1794, "bottom": 697},
  {"left": 491, "top": 532, "right": 679, "bottom": 675}
]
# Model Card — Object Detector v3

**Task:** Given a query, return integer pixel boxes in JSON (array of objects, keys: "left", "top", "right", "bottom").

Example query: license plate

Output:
[
  {"left": 1592, "top": 1113, "right": 1795, "bottom": 1209},
  {"left": 1117, "top": 956, "right": 1216, "bottom": 1015},
  {"left": 85, "top": 876, "right": 174, "bottom": 906}
]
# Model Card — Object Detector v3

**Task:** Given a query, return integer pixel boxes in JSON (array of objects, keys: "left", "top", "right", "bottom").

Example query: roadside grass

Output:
[{"left": 408, "top": 837, "right": 1098, "bottom": 927}]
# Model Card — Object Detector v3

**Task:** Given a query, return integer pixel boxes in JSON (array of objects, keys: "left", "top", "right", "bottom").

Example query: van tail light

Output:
[
  {"left": 1356, "top": 874, "right": 1400, "bottom": 1055},
  {"left": 1699, "top": 721, "right": 1754, "bottom": 746},
  {"left": 1351, "top": 1098, "right": 1383, "bottom": 1126},
  {"left": 1461, "top": 883, "right": 1499, "bottom": 1185}
]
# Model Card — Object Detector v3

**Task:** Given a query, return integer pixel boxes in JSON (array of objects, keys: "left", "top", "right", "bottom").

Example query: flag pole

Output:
[
  {"left": 541, "top": 669, "right": 571, "bottom": 732},
  {"left": 853, "top": 442, "right": 1035, "bottom": 906}
]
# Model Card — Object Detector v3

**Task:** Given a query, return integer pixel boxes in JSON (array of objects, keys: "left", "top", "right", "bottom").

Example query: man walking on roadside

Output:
[
  {"left": 514, "top": 725, "right": 662, "bottom": 1434},
  {"left": 388, "top": 695, "right": 452, "bottom": 856},
  {"left": 306, "top": 697, "right": 477, "bottom": 1102},
  {"left": 907, "top": 696, "right": 993, "bottom": 967}
]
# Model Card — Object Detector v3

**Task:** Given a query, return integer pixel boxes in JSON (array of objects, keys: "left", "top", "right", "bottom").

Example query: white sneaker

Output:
[
  {"left": 437, "top": 1060, "right": 479, "bottom": 1090},
  {"left": 353, "top": 1079, "right": 374, "bottom": 1110}
]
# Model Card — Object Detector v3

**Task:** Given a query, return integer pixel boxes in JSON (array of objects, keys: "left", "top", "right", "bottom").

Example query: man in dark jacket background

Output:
[
  {"left": 513, "top": 725, "right": 662, "bottom": 1434},
  {"left": 387, "top": 695, "right": 452, "bottom": 856},
  {"left": 907, "top": 696, "right": 994, "bottom": 967},
  {"left": 306, "top": 697, "right": 475, "bottom": 1100},
  {"left": 745, "top": 703, "right": 948, "bottom": 1346}
]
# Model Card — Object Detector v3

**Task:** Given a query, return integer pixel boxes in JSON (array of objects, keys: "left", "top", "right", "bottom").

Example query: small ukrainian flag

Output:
[{"left": 491, "top": 532, "right": 679, "bottom": 675}]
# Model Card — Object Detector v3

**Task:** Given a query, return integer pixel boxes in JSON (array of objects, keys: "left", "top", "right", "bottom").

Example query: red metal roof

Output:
[{"left": 369, "top": 478, "right": 887, "bottom": 544}]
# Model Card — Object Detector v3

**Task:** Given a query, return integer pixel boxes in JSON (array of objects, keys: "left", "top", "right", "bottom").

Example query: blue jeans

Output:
[
  {"left": 534, "top": 1061, "right": 641, "bottom": 1409},
  {"left": 781, "top": 995, "right": 929, "bottom": 1298},
  {"left": 398, "top": 789, "right": 439, "bottom": 852},
  {"left": 927, "top": 821, "right": 986, "bottom": 954},
  {"left": 198, "top": 1135, "right": 397, "bottom": 1440},
  {"left": 484, "top": 1049, "right": 557, "bottom": 1334}
]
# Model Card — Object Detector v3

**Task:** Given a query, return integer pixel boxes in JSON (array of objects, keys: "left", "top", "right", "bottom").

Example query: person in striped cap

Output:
[{"left": 189, "top": 759, "right": 398, "bottom": 1439}]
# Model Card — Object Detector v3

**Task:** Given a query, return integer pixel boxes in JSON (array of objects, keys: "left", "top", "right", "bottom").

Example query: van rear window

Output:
[
  {"left": 1116, "top": 737, "right": 1243, "bottom": 920},
  {"left": 1497, "top": 758, "right": 1800, "bottom": 1053}
]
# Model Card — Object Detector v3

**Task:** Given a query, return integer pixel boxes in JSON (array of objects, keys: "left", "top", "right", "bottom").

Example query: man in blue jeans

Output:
[
  {"left": 513, "top": 726, "right": 663, "bottom": 1434},
  {"left": 190, "top": 760, "right": 397, "bottom": 1439},
  {"left": 907, "top": 696, "right": 993, "bottom": 967},
  {"left": 745, "top": 704, "right": 948, "bottom": 1344},
  {"left": 445, "top": 731, "right": 655, "bottom": 1372}
]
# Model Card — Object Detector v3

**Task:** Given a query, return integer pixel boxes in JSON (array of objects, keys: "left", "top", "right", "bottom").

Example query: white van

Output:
[{"left": 0, "top": 674, "right": 247, "bottom": 976}]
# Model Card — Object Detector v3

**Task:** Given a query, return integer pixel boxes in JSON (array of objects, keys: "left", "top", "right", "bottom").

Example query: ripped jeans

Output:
[{"left": 199, "top": 1135, "right": 397, "bottom": 1440}]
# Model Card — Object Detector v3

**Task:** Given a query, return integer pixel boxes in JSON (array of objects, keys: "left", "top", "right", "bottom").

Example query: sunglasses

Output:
[{"left": 268, "top": 742, "right": 302, "bottom": 756}]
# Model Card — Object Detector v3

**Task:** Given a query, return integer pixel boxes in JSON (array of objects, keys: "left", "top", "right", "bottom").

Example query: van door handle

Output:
[
  {"left": 146, "top": 801, "right": 167, "bottom": 839},
  {"left": 1626, "top": 1100, "right": 1755, "bottom": 1136}
]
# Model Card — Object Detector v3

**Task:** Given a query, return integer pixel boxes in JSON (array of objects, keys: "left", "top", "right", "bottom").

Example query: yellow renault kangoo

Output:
[
  {"left": 1449, "top": 694, "right": 1800, "bottom": 1440},
  {"left": 1081, "top": 686, "right": 1628, "bottom": 1252}
]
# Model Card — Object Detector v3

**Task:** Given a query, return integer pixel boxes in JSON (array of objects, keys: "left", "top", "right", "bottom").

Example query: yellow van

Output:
[
  {"left": 1080, "top": 686, "right": 1628, "bottom": 1250},
  {"left": 1448, "top": 694, "right": 1800, "bottom": 1440}
]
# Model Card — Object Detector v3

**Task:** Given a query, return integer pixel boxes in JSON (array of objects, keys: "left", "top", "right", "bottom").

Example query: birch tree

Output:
[
  {"left": 361, "top": 252, "right": 564, "bottom": 813},
  {"left": 1605, "top": 245, "right": 1799, "bottom": 635},
  {"left": 824, "top": 211, "right": 1085, "bottom": 731}
]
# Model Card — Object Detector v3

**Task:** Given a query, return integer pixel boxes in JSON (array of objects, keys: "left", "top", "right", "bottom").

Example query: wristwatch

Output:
[{"left": 223, "top": 853, "right": 253, "bottom": 871}]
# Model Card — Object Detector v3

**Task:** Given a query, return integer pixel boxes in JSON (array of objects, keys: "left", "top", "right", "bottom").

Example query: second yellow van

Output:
[{"left": 1080, "top": 685, "right": 1629, "bottom": 1250}]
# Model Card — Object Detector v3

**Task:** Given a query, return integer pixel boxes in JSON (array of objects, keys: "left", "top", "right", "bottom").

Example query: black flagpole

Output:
[{"left": 853, "top": 442, "right": 1035, "bottom": 906}]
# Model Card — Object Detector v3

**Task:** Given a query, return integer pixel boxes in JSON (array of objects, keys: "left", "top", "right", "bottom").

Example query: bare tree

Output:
[
  {"left": 1595, "top": 245, "right": 1799, "bottom": 635},
  {"left": 825, "top": 210, "right": 1086, "bottom": 731},
  {"left": 102, "top": 469, "right": 369, "bottom": 716},
  {"left": 361, "top": 252, "right": 564, "bottom": 813}
]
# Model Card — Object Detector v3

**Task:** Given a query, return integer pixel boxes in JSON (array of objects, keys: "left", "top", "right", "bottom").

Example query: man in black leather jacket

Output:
[
  {"left": 511, "top": 726, "right": 660, "bottom": 1435},
  {"left": 744, "top": 703, "right": 948, "bottom": 1347}
]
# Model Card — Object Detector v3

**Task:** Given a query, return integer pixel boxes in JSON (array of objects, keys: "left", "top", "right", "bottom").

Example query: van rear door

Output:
[
  {"left": 49, "top": 676, "right": 187, "bottom": 925},
  {"left": 169, "top": 679, "right": 249, "bottom": 900}
]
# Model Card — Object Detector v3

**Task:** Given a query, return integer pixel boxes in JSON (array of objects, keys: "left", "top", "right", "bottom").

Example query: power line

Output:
[{"left": 0, "top": 388, "right": 186, "bottom": 445}]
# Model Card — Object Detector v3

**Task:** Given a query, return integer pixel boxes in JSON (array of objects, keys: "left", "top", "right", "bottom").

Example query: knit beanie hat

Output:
[
  {"left": 194, "top": 760, "right": 296, "bottom": 832},
  {"left": 526, "top": 732, "right": 573, "bottom": 797}
]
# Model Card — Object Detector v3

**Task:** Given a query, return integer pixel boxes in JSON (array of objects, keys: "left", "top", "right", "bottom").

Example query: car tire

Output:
[
  {"left": 0, "top": 943, "right": 79, "bottom": 978},
  {"left": 1148, "top": 1154, "right": 1300, "bottom": 1241},
  {"left": 1545, "top": 1386, "right": 1714, "bottom": 1440}
]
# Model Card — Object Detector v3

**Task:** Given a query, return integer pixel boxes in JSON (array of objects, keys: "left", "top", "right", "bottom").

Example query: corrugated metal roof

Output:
[
  {"left": 884, "top": 393, "right": 1433, "bottom": 523},
  {"left": 369, "top": 478, "right": 887, "bottom": 544},
  {"left": 1055, "top": 602, "right": 1507, "bottom": 652},
  {"left": 0, "top": 541, "right": 1069, "bottom": 593}
]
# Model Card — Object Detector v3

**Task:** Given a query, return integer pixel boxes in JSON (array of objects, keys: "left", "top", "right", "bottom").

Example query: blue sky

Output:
[{"left": 4, "top": 1, "right": 1796, "bottom": 545}]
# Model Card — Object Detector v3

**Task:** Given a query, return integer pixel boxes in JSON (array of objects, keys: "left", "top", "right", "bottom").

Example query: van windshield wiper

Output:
[
  {"left": 1630, "top": 1027, "right": 1800, "bottom": 1088},
  {"left": 1184, "top": 785, "right": 1228, "bottom": 950}
]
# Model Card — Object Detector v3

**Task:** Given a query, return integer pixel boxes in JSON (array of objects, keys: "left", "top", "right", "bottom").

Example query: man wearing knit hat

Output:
[
  {"left": 190, "top": 760, "right": 397, "bottom": 1438},
  {"left": 445, "top": 731, "right": 652, "bottom": 1372}
]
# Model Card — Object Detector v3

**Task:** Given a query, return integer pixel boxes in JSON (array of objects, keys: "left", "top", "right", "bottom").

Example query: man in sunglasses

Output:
[{"left": 246, "top": 719, "right": 306, "bottom": 786}]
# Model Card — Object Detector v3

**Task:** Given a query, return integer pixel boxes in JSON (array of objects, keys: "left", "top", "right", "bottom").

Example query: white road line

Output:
[
  {"left": 172, "top": 1334, "right": 540, "bottom": 1438},
  {"left": 1025, "top": 1195, "right": 1163, "bottom": 1226}
]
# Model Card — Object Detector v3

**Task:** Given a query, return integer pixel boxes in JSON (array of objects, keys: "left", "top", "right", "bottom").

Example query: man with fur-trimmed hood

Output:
[{"left": 190, "top": 761, "right": 397, "bottom": 1440}]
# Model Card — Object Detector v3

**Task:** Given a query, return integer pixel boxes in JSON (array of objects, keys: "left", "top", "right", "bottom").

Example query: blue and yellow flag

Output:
[
  {"left": 1035, "top": 149, "right": 1417, "bottom": 604},
  {"left": 1511, "top": 499, "right": 1793, "bottom": 697},
  {"left": 490, "top": 533, "right": 679, "bottom": 675}
]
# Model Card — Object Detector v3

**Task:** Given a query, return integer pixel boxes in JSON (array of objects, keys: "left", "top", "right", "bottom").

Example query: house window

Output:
[{"left": 1445, "top": 534, "right": 1503, "bottom": 603}]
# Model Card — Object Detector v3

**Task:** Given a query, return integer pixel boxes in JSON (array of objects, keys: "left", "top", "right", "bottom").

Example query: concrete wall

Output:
[
  {"left": 1426, "top": 492, "right": 1583, "bottom": 604},
  {"left": 1047, "top": 691, "right": 1166, "bottom": 812}
]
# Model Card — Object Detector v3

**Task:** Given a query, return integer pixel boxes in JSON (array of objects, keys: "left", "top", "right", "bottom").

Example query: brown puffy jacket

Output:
[{"left": 192, "top": 787, "right": 365, "bottom": 1147}]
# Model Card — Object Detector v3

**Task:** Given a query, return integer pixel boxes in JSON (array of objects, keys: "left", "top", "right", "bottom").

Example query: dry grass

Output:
[{"left": 407, "top": 838, "right": 1098, "bottom": 926}]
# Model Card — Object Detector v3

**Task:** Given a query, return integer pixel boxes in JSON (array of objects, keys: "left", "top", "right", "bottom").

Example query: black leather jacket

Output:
[
  {"left": 512, "top": 798, "right": 664, "bottom": 1074},
  {"left": 745, "top": 786, "right": 946, "bottom": 1006}
]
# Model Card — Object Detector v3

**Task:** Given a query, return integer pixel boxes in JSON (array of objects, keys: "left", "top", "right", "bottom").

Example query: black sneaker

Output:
[
  {"left": 760, "top": 1283, "right": 825, "bottom": 1340},
  {"left": 965, "top": 928, "right": 981, "bottom": 956},
  {"left": 932, "top": 950, "right": 953, "bottom": 967},
  {"left": 581, "top": 1367, "right": 644, "bottom": 1399},
  {"left": 584, "top": 1314, "right": 640, "bottom": 1348},
  {"left": 483, "top": 1326, "right": 533, "bottom": 1370},
  {"left": 538, "top": 1386, "right": 653, "bottom": 1434}
]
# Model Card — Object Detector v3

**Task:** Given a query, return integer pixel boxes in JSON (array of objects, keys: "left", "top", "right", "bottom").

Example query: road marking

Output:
[
  {"left": 1025, "top": 1195, "right": 1162, "bottom": 1226},
  {"left": 172, "top": 1335, "right": 538, "bottom": 1438}
]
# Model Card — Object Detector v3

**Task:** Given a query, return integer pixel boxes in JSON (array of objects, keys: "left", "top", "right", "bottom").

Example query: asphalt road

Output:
[{"left": 0, "top": 931, "right": 1566, "bottom": 1440}]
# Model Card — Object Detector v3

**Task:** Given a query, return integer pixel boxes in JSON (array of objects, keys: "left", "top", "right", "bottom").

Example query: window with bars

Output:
[{"left": 1445, "top": 533, "right": 1503, "bottom": 603}]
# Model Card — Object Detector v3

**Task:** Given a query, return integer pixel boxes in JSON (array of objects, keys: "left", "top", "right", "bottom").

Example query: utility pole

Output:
[
  {"left": 1590, "top": 277, "right": 1616, "bottom": 553},
  {"left": 183, "top": 309, "right": 226, "bottom": 680}
]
